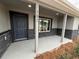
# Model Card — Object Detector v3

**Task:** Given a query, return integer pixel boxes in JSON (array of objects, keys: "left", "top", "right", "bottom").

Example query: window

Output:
[{"left": 38, "top": 17, "right": 51, "bottom": 32}]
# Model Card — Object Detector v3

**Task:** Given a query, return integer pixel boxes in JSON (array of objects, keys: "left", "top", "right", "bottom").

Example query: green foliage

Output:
[
  {"left": 74, "top": 44, "right": 79, "bottom": 56},
  {"left": 59, "top": 53, "right": 72, "bottom": 59}
]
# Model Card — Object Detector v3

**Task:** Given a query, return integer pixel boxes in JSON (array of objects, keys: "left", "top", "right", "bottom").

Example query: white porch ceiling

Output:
[
  {"left": 23, "top": 0, "right": 79, "bottom": 17},
  {"left": 0, "top": 0, "right": 63, "bottom": 17}
]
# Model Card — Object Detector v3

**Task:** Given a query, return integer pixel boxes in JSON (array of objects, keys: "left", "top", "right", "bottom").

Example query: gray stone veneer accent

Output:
[
  {"left": 28, "top": 29, "right": 35, "bottom": 39},
  {"left": 57, "top": 28, "right": 78, "bottom": 39},
  {"left": 71, "top": 30, "right": 78, "bottom": 39},
  {"left": 28, "top": 28, "right": 78, "bottom": 39},
  {"left": 0, "top": 30, "right": 12, "bottom": 58},
  {"left": 39, "top": 28, "right": 57, "bottom": 37},
  {"left": 28, "top": 28, "right": 57, "bottom": 39}
]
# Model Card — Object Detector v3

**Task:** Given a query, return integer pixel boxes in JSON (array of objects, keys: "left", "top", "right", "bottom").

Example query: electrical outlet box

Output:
[{"left": 5, "top": 36, "right": 7, "bottom": 40}]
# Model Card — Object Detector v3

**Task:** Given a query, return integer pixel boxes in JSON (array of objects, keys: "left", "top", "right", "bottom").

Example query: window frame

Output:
[{"left": 38, "top": 16, "right": 52, "bottom": 33}]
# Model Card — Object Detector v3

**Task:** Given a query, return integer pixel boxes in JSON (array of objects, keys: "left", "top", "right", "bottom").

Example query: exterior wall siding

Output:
[
  {"left": 56, "top": 15, "right": 79, "bottom": 39},
  {"left": 28, "top": 28, "right": 78, "bottom": 39},
  {"left": 0, "top": 30, "right": 12, "bottom": 58},
  {"left": 28, "top": 28, "right": 57, "bottom": 39},
  {"left": 0, "top": 3, "right": 78, "bottom": 40},
  {"left": 39, "top": 28, "right": 57, "bottom": 37},
  {"left": 57, "top": 28, "right": 78, "bottom": 39},
  {"left": 0, "top": 4, "right": 10, "bottom": 33},
  {"left": 0, "top": 2, "right": 79, "bottom": 59},
  {"left": 28, "top": 29, "right": 35, "bottom": 39},
  {"left": 71, "top": 30, "right": 78, "bottom": 38}
]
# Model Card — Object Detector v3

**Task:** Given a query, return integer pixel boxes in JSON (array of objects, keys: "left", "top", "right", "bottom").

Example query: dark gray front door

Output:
[{"left": 11, "top": 12, "right": 28, "bottom": 41}]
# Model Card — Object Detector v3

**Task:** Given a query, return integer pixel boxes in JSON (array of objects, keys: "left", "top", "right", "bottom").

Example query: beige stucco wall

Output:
[
  {"left": 9, "top": 6, "right": 57, "bottom": 29},
  {"left": 0, "top": 4, "right": 10, "bottom": 33},
  {"left": 57, "top": 15, "right": 74, "bottom": 30},
  {"left": 1, "top": 3, "right": 78, "bottom": 34},
  {"left": 40, "top": 13, "right": 57, "bottom": 29},
  {"left": 8, "top": 5, "right": 34, "bottom": 29},
  {"left": 52, "top": 17, "right": 57, "bottom": 28},
  {"left": 0, "top": 3, "right": 57, "bottom": 33},
  {"left": 1, "top": 3, "right": 77, "bottom": 34},
  {"left": 66, "top": 16, "right": 74, "bottom": 30},
  {"left": 57, "top": 15, "right": 63, "bottom": 29},
  {"left": 73, "top": 17, "right": 79, "bottom": 30}
]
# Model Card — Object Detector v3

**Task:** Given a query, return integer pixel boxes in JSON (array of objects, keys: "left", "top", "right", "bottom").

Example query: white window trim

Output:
[{"left": 38, "top": 17, "right": 51, "bottom": 33}]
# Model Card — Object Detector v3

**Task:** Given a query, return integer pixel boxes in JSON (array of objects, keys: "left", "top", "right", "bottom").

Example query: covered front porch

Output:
[
  {"left": 0, "top": 0, "right": 78, "bottom": 59},
  {"left": 1, "top": 35, "right": 72, "bottom": 59}
]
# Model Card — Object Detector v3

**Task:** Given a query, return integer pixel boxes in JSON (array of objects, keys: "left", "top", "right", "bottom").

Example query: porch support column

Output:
[
  {"left": 35, "top": 1, "right": 39, "bottom": 53},
  {"left": 61, "top": 14, "right": 67, "bottom": 42}
]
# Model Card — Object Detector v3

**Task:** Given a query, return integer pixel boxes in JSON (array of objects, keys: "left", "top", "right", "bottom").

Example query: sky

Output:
[{"left": 67, "top": 0, "right": 79, "bottom": 9}]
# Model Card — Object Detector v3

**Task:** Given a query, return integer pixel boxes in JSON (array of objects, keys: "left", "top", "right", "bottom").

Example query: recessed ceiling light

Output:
[
  {"left": 28, "top": 4, "right": 32, "bottom": 8},
  {"left": 56, "top": 13, "right": 59, "bottom": 15}
]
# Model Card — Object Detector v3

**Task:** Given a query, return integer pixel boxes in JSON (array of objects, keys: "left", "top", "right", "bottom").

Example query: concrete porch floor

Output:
[{"left": 1, "top": 35, "right": 72, "bottom": 59}]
